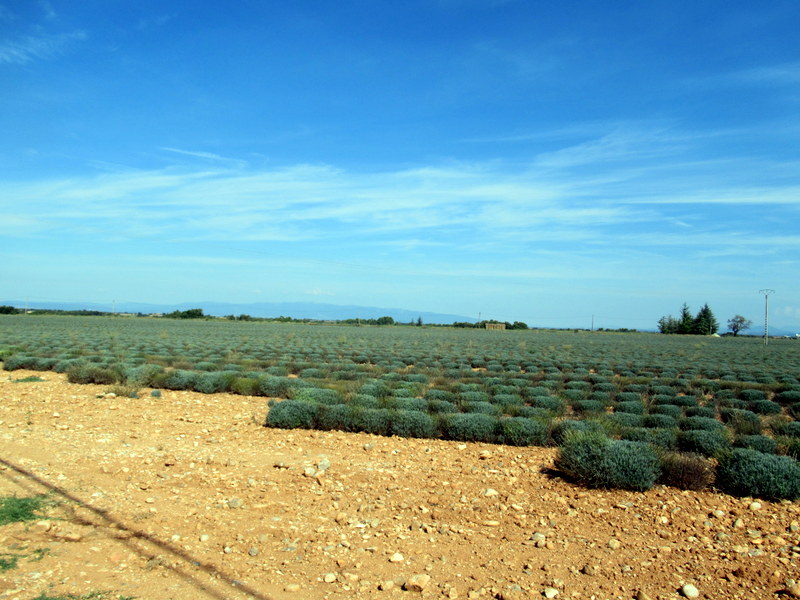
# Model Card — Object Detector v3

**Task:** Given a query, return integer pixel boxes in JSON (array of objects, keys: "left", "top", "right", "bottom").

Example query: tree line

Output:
[
  {"left": 658, "top": 303, "right": 754, "bottom": 336},
  {"left": 658, "top": 303, "right": 719, "bottom": 335}
]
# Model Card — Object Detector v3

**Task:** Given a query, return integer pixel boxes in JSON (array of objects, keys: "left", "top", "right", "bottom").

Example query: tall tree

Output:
[
  {"left": 658, "top": 315, "right": 679, "bottom": 334},
  {"left": 727, "top": 315, "right": 752, "bottom": 336},
  {"left": 693, "top": 303, "right": 719, "bottom": 335},
  {"left": 678, "top": 303, "right": 694, "bottom": 334}
]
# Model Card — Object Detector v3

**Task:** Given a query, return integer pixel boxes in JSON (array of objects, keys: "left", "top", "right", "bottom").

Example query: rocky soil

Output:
[{"left": 0, "top": 370, "right": 798, "bottom": 600}]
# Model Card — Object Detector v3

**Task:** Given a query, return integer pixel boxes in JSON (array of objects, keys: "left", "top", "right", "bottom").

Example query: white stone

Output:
[{"left": 681, "top": 583, "right": 700, "bottom": 598}]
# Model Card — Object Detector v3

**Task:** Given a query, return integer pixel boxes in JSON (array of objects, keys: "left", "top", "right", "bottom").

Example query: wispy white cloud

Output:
[
  {"left": 2, "top": 119, "right": 798, "bottom": 298},
  {"left": 39, "top": 1, "right": 56, "bottom": 20},
  {"left": 137, "top": 13, "right": 174, "bottom": 30},
  {"left": 160, "top": 147, "right": 249, "bottom": 169},
  {"left": 621, "top": 186, "right": 800, "bottom": 205},
  {"left": 0, "top": 30, "right": 86, "bottom": 65},
  {"left": 731, "top": 62, "right": 800, "bottom": 86}
]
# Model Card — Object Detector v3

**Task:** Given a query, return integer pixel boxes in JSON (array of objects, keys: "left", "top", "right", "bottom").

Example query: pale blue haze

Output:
[{"left": 2, "top": 1, "right": 799, "bottom": 330}]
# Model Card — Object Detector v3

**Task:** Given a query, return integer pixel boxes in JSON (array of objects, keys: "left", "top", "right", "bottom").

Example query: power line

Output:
[{"left": 759, "top": 289, "right": 774, "bottom": 345}]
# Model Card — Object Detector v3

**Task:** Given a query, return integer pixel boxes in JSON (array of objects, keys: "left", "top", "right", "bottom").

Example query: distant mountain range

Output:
[{"left": 1, "top": 299, "right": 477, "bottom": 325}]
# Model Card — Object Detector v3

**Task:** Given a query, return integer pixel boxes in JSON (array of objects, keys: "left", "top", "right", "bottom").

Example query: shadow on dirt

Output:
[{"left": 0, "top": 456, "right": 276, "bottom": 600}]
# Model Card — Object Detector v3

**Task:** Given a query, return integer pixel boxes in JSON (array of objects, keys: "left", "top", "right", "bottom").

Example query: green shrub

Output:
[
  {"left": 620, "top": 427, "right": 678, "bottom": 450},
  {"left": 562, "top": 378, "right": 587, "bottom": 388},
  {"left": 588, "top": 391, "right": 613, "bottom": 405},
  {"left": 390, "top": 410, "right": 437, "bottom": 439},
  {"left": 517, "top": 406, "right": 552, "bottom": 419},
  {"left": 361, "top": 380, "right": 392, "bottom": 399},
  {"left": 459, "top": 391, "right": 490, "bottom": 404},
  {"left": 719, "top": 408, "right": 762, "bottom": 435},
  {"left": 670, "top": 395, "right": 699, "bottom": 407},
  {"left": 231, "top": 376, "right": 260, "bottom": 396},
  {"left": 659, "top": 452, "right": 714, "bottom": 491},
  {"left": 677, "top": 429, "right": 730, "bottom": 458},
  {"left": 331, "top": 369, "right": 359, "bottom": 381},
  {"left": 494, "top": 393, "right": 523, "bottom": 407},
  {"left": 748, "top": 399, "right": 782, "bottom": 416},
  {"left": 783, "top": 421, "right": 800, "bottom": 437},
  {"left": 718, "top": 397, "right": 747, "bottom": 409},
  {"left": 193, "top": 371, "right": 237, "bottom": 394},
  {"left": 498, "top": 417, "right": 549, "bottom": 447},
  {"left": 299, "top": 367, "right": 326, "bottom": 379},
  {"left": 315, "top": 404, "right": 358, "bottom": 432},
  {"left": 615, "top": 392, "right": 642, "bottom": 403},
  {"left": 161, "top": 369, "right": 198, "bottom": 390},
  {"left": 716, "top": 449, "right": 800, "bottom": 500},
  {"left": 776, "top": 437, "right": 800, "bottom": 459},
  {"left": 126, "top": 364, "right": 165, "bottom": 387},
  {"left": 266, "top": 400, "right": 316, "bottom": 429},
  {"left": 442, "top": 413, "right": 498, "bottom": 443},
  {"left": 3, "top": 355, "right": 39, "bottom": 371},
  {"left": 67, "top": 363, "right": 125, "bottom": 385},
  {"left": 524, "top": 386, "right": 552, "bottom": 398},
  {"left": 463, "top": 400, "right": 501, "bottom": 416},
  {"left": 572, "top": 400, "right": 605, "bottom": 414},
  {"left": 775, "top": 390, "right": 800, "bottom": 405},
  {"left": 609, "top": 413, "right": 644, "bottom": 428},
  {"left": 680, "top": 416, "right": 726, "bottom": 432},
  {"left": 257, "top": 376, "right": 292, "bottom": 398},
  {"left": 739, "top": 388, "right": 766, "bottom": 402},
  {"left": 395, "top": 397, "right": 427, "bottom": 412},
  {"left": 650, "top": 404, "right": 682, "bottom": 418},
  {"left": 643, "top": 414, "right": 678, "bottom": 429},
  {"left": 405, "top": 373, "right": 428, "bottom": 384},
  {"left": 616, "top": 400, "right": 645, "bottom": 414},
  {"left": 428, "top": 399, "right": 458, "bottom": 414},
  {"left": 693, "top": 379, "right": 720, "bottom": 394},
  {"left": 562, "top": 389, "right": 587, "bottom": 402},
  {"left": 555, "top": 431, "right": 660, "bottom": 491},
  {"left": 53, "top": 358, "right": 83, "bottom": 373},
  {"left": 531, "top": 396, "right": 565, "bottom": 414},
  {"left": 650, "top": 394, "right": 677, "bottom": 406},
  {"left": 685, "top": 406, "right": 716, "bottom": 419},
  {"left": 789, "top": 403, "right": 800, "bottom": 420},
  {"left": 392, "top": 386, "right": 415, "bottom": 398},
  {"left": 623, "top": 383, "right": 648, "bottom": 394},
  {"left": 734, "top": 434, "right": 778, "bottom": 454},
  {"left": 354, "top": 407, "right": 392, "bottom": 436},
  {"left": 425, "top": 388, "right": 454, "bottom": 402},
  {"left": 651, "top": 385, "right": 676, "bottom": 396},
  {"left": 593, "top": 382, "right": 617, "bottom": 393},
  {"left": 551, "top": 419, "right": 605, "bottom": 445},
  {"left": 292, "top": 387, "right": 342, "bottom": 405},
  {"left": 350, "top": 394, "right": 380, "bottom": 408}
]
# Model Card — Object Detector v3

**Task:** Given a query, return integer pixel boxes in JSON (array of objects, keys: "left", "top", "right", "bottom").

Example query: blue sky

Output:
[{"left": 2, "top": 1, "right": 799, "bottom": 330}]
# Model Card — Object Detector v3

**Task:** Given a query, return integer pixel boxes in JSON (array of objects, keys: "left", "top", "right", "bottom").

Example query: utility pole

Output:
[{"left": 759, "top": 289, "right": 774, "bottom": 345}]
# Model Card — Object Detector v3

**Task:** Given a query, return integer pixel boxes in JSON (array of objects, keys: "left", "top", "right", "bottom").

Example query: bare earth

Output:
[{"left": 0, "top": 371, "right": 798, "bottom": 600}]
